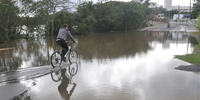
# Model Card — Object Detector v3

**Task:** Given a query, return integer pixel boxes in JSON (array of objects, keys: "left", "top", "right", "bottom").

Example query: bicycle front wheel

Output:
[
  {"left": 68, "top": 49, "right": 78, "bottom": 64},
  {"left": 51, "top": 51, "right": 62, "bottom": 68},
  {"left": 68, "top": 63, "right": 78, "bottom": 76}
]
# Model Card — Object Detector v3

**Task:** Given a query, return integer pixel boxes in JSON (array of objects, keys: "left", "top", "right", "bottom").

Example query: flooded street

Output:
[{"left": 1, "top": 31, "right": 200, "bottom": 100}]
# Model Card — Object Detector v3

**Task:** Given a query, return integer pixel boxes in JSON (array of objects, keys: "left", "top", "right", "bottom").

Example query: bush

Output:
[
  {"left": 77, "top": 23, "right": 92, "bottom": 34},
  {"left": 191, "top": 8, "right": 200, "bottom": 19}
]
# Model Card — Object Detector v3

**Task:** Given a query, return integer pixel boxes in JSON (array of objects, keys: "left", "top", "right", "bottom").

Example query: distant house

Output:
[
  {"left": 157, "top": 14, "right": 165, "bottom": 19},
  {"left": 173, "top": 14, "right": 190, "bottom": 20}
]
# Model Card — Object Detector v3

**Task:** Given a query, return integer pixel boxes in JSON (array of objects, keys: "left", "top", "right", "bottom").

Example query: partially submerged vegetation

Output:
[{"left": 175, "top": 32, "right": 200, "bottom": 64}]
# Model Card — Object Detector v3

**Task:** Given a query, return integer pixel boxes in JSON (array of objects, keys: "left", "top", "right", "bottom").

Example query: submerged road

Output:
[
  {"left": 144, "top": 21, "right": 198, "bottom": 32},
  {"left": 0, "top": 22, "right": 200, "bottom": 100}
]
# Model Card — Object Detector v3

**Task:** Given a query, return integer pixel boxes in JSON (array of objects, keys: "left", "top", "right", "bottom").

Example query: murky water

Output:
[{"left": 1, "top": 31, "right": 200, "bottom": 100}]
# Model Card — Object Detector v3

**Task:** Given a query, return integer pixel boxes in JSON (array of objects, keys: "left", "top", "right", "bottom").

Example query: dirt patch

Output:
[{"left": 175, "top": 64, "right": 200, "bottom": 72}]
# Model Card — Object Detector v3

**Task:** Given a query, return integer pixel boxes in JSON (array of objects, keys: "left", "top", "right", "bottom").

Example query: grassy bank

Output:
[
  {"left": 175, "top": 54, "right": 200, "bottom": 64},
  {"left": 174, "top": 33, "right": 200, "bottom": 64},
  {"left": 175, "top": 17, "right": 200, "bottom": 64},
  {"left": 198, "top": 15, "right": 200, "bottom": 30}
]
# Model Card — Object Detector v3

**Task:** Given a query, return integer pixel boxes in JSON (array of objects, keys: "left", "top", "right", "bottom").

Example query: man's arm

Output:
[{"left": 67, "top": 30, "right": 76, "bottom": 43}]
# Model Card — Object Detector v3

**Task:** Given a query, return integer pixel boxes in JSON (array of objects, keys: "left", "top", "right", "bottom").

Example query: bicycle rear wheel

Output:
[
  {"left": 51, "top": 51, "right": 62, "bottom": 68},
  {"left": 50, "top": 68, "right": 61, "bottom": 82},
  {"left": 68, "top": 49, "right": 78, "bottom": 64}
]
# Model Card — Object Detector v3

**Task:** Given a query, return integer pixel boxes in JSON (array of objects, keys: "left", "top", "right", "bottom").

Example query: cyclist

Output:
[{"left": 56, "top": 24, "right": 76, "bottom": 61}]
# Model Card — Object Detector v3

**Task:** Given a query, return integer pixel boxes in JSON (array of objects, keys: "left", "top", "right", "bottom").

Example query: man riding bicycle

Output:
[{"left": 56, "top": 24, "right": 76, "bottom": 61}]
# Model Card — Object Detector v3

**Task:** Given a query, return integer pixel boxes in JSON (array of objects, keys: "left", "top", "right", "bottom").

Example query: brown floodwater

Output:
[{"left": 1, "top": 31, "right": 200, "bottom": 100}]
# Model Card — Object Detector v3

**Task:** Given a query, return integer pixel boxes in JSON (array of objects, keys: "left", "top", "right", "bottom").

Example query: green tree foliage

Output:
[
  {"left": 191, "top": 8, "right": 200, "bottom": 19},
  {"left": 68, "top": 0, "right": 152, "bottom": 34},
  {"left": 167, "top": 10, "right": 179, "bottom": 17},
  {"left": 0, "top": 0, "right": 20, "bottom": 42},
  {"left": 0, "top": 0, "right": 155, "bottom": 40},
  {"left": 48, "top": 11, "right": 73, "bottom": 35},
  {"left": 0, "top": 0, "right": 49, "bottom": 42},
  {"left": 76, "top": 1, "right": 96, "bottom": 34},
  {"left": 191, "top": 0, "right": 200, "bottom": 19}
]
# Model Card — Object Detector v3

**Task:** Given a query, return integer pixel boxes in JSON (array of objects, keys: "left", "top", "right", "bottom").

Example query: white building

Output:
[
  {"left": 164, "top": 0, "right": 191, "bottom": 12},
  {"left": 167, "top": 6, "right": 191, "bottom": 12},
  {"left": 77, "top": 0, "right": 84, "bottom": 5},
  {"left": 164, "top": 0, "right": 172, "bottom": 8}
]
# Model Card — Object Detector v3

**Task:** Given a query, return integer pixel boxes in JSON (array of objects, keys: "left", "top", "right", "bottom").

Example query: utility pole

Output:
[
  {"left": 178, "top": 5, "right": 180, "bottom": 20},
  {"left": 190, "top": 0, "right": 191, "bottom": 13}
]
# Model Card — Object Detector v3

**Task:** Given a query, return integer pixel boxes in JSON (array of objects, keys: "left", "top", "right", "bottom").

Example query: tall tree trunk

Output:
[
  {"left": 46, "top": 20, "right": 49, "bottom": 35},
  {"left": 51, "top": 6, "right": 56, "bottom": 36},
  {"left": 46, "top": 0, "right": 49, "bottom": 35}
]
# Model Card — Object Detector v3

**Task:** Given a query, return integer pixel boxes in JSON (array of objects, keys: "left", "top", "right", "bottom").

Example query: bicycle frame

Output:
[{"left": 60, "top": 46, "right": 71, "bottom": 59}]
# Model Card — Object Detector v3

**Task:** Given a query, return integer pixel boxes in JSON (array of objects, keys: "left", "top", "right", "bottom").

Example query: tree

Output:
[
  {"left": 0, "top": 0, "right": 20, "bottom": 42},
  {"left": 75, "top": 1, "right": 97, "bottom": 34},
  {"left": 191, "top": 0, "right": 200, "bottom": 19},
  {"left": 48, "top": 0, "right": 76, "bottom": 35},
  {"left": 48, "top": 11, "right": 73, "bottom": 35},
  {"left": 121, "top": 1, "right": 146, "bottom": 31},
  {"left": 167, "top": 10, "right": 179, "bottom": 17},
  {"left": 191, "top": 8, "right": 200, "bottom": 19}
]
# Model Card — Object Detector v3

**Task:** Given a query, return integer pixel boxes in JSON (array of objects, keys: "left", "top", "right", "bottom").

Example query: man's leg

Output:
[
  {"left": 56, "top": 39, "right": 68, "bottom": 59},
  {"left": 61, "top": 42, "right": 69, "bottom": 57}
]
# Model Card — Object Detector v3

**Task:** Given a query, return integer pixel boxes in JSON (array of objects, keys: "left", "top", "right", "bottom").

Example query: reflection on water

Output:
[
  {"left": 57, "top": 63, "right": 78, "bottom": 100},
  {"left": 0, "top": 37, "right": 57, "bottom": 72},
  {"left": 0, "top": 31, "right": 198, "bottom": 72},
  {"left": 10, "top": 81, "right": 37, "bottom": 100}
]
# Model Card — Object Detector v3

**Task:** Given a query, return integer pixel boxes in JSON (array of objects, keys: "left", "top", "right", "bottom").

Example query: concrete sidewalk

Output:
[
  {"left": 138, "top": 21, "right": 166, "bottom": 31},
  {"left": 186, "top": 25, "right": 199, "bottom": 32},
  {"left": 0, "top": 66, "right": 52, "bottom": 100},
  {"left": 0, "top": 66, "right": 52, "bottom": 85},
  {"left": 138, "top": 25, "right": 161, "bottom": 31}
]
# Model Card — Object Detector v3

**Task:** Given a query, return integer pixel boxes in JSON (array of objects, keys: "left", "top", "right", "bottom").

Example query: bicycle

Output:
[
  {"left": 50, "top": 63, "right": 79, "bottom": 82},
  {"left": 50, "top": 41, "right": 78, "bottom": 68}
]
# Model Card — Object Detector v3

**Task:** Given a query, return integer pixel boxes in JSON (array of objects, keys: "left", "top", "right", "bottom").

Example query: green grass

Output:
[
  {"left": 175, "top": 54, "right": 200, "bottom": 64},
  {"left": 174, "top": 44, "right": 200, "bottom": 64}
]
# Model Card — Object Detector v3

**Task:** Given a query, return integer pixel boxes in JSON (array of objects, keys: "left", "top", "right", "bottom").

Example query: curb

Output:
[
  {"left": 0, "top": 47, "right": 15, "bottom": 51},
  {"left": 0, "top": 66, "right": 52, "bottom": 86},
  {"left": 186, "top": 28, "right": 199, "bottom": 32},
  {"left": 138, "top": 25, "right": 161, "bottom": 31}
]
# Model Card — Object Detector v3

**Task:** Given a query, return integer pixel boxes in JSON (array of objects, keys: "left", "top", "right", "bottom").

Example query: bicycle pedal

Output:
[{"left": 61, "top": 57, "right": 66, "bottom": 62}]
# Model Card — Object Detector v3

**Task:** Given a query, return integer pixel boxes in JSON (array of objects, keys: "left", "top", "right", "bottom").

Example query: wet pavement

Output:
[
  {"left": 140, "top": 21, "right": 199, "bottom": 32},
  {"left": 0, "top": 66, "right": 52, "bottom": 86},
  {"left": 1, "top": 30, "right": 200, "bottom": 100},
  {"left": 0, "top": 83, "right": 27, "bottom": 100}
]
